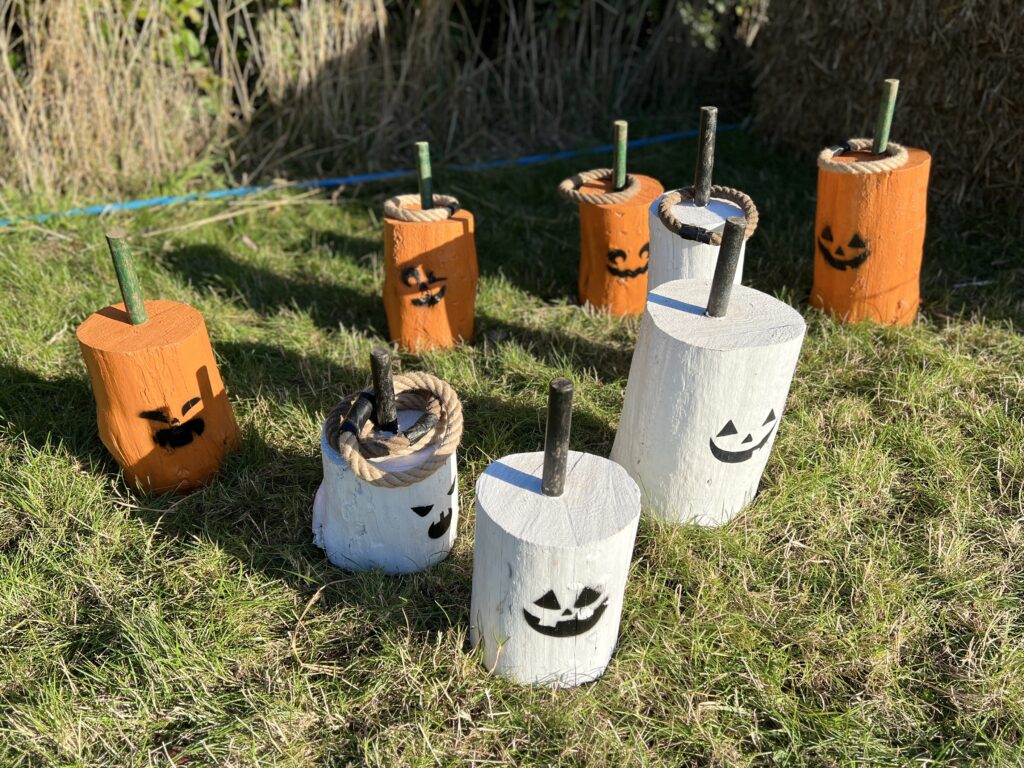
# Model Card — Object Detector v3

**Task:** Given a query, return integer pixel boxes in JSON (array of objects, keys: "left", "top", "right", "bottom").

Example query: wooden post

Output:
[
  {"left": 470, "top": 439, "right": 641, "bottom": 685},
  {"left": 872, "top": 79, "right": 899, "bottom": 155},
  {"left": 105, "top": 229, "right": 147, "bottom": 325},
  {"left": 611, "top": 276, "right": 805, "bottom": 526},
  {"left": 76, "top": 294, "right": 240, "bottom": 493},
  {"left": 647, "top": 195, "right": 747, "bottom": 291},
  {"left": 542, "top": 378, "right": 573, "bottom": 496},
  {"left": 369, "top": 347, "right": 398, "bottom": 433},
  {"left": 693, "top": 106, "right": 717, "bottom": 206},
  {"left": 416, "top": 141, "right": 433, "bottom": 210},
  {"left": 612, "top": 120, "right": 628, "bottom": 192}
]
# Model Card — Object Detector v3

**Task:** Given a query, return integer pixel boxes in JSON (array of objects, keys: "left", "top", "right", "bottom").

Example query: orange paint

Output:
[
  {"left": 76, "top": 300, "right": 240, "bottom": 493},
  {"left": 577, "top": 174, "right": 664, "bottom": 316},
  {"left": 383, "top": 206, "right": 478, "bottom": 351},
  {"left": 811, "top": 147, "right": 931, "bottom": 325}
]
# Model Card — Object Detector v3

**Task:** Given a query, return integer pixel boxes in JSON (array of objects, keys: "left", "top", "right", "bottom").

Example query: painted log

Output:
[
  {"left": 77, "top": 299, "right": 240, "bottom": 492},
  {"left": 312, "top": 356, "right": 463, "bottom": 575},
  {"left": 647, "top": 192, "right": 747, "bottom": 291},
  {"left": 470, "top": 379, "right": 641, "bottom": 687},
  {"left": 611, "top": 218, "right": 805, "bottom": 526},
  {"left": 810, "top": 140, "right": 930, "bottom": 325},
  {"left": 312, "top": 410, "right": 459, "bottom": 574},
  {"left": 576, "top": 173, "right": 664, "bottom": 316}
]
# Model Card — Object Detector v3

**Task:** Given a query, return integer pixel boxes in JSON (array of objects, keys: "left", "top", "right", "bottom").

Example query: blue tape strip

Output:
[{"left": 0, "top": 123, "right": 741, "bottom": 229}]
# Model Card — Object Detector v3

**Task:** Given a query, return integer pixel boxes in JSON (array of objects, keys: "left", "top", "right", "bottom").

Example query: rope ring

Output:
[
  {"left": 657, "top": 185, "right": 759, "bottom": 245},
  {"left": 817, "top": 138, "right": 908, "bottom": 174},
  {"left": 323, "top": 371, "right": 463, "bottom": 488},
  {"left": 557, "top": 168, "right": 641, "bottom": 205},
  {"left": 383, "top": 193, "right": 461, "bottom": 222}
]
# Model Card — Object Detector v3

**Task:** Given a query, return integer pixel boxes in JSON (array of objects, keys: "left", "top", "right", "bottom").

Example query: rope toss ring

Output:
[
  {"left": 383, "top": 193, "right": 461, "bottom": 222},
  {"left": 817, "top": 138, "right": 909, "bottom": 175},
  {"left": 324, "top": 371, "right": 463, "bottom": 488},
  {"left": 657, "top": 185, "right": 760, "bottom": 246},
  {"left": 557, "top": 168, "right": 641, "bottom": 206}
]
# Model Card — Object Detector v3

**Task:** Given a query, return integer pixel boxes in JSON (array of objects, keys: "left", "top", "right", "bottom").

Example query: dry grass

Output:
[
  {"left": 0, "top": 0, "right": 730, "bottom": 202},
  {"left": 749, "top": 0, "right": 1024, "bottom": 204}
]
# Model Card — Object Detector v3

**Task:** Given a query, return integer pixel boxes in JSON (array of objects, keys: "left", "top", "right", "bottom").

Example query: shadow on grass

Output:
[{"left": 162, "top": 241, "right": 388, "bottom": 336}]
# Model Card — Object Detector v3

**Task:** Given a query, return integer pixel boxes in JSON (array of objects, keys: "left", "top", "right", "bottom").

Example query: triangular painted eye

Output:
[
  {"left": 848, "top": 233, "right": 866, "bottom": 249},
  {"left": 820, "top": 225, "right": 833, "bottom": 242},
  {"left": 181, "top": 396, "right": 201, "bottom": 415},
  {"left": 411, "top": 505, "right": 433, "bottom": 517},
  {"left": 763, "top": 409, "right": 777, "bottom": 425},
  {"left": 139, "top": 409, "right": 170, "bottom": 424},
  {"left": 574, "top": 587, "right": 602, "bottom": 608},
  {"left": 717, "top": 421, "right": 738, "bottom": 437},
  {"left": 534, "top": 590, "right": 560, "bottom": 609}
]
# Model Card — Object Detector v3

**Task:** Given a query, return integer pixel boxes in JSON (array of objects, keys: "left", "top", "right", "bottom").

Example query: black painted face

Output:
[
  {"left": 818, "top": 225, "right": 869, "bottom": 271},
  {"left": 140, "top": 397, "right": 206, "bottom": 449},
  {"left": 606, "top": 243, "right": 650, "bottom": 279},
  {"left": 402, "top": 265, "right": 447, "bottom": 307},
  {"left": 709, "top": 409, "right": 777, "bottom": 464},
  {"left": 522, "top": 585, "right": 609, "bottom": 638},
  {"left": 411, "top": 478, "right": 456, "bottom": 539}
]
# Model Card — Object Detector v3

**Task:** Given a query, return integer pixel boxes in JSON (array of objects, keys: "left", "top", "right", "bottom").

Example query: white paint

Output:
[
  {"left": 312, "top": 409, "right": 458, "bottom": 574},
  {"left": 647, "top": 193, "right": 746, "bottom": 292},
  {"left": 470, "top": 450, "right": 641, "bottom": 687},
  {"left": 611, "top": 279, "right": 805, "bottom": 526}
]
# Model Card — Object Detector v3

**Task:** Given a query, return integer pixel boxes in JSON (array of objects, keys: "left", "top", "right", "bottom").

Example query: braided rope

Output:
[
  {"left": 557, "top": 168, "right": 641, "bottom": 205},
  {"left": 324, "top": 371, "right": 463, "bottom": 488},
  {"left": 658, "top": 185, "right": 759, "bottom": 245},
  {"left": 383, "top": 193, "right": 461, "bottom": 222},
  {"left": 817, "top": 138, "right": 908, "bottom": 174}
]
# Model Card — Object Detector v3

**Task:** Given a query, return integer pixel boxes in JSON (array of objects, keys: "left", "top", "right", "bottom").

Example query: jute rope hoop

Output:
[
  {"left": 558, "top": 168, "right": 641, "bottom": 205},
  {"left": 324, "top": 371, "right": 463, "bottom": 488},
  {"left": 817, "top": 138, "right": 908, "bottom": 175},
  {"left": 658, "top": 185, "right": 759, "bottom": 245},
  {"left": 383, "top": 193, "right": 462, "bottom": 222}
]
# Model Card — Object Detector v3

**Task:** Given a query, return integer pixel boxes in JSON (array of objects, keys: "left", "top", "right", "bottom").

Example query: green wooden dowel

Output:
[
  {"left": 416, "top": 141, "right": 433, "bottom": 210},
  {"left": 613, "top": 120, "right": 628, "bottom": 191},
  {"left": 105, "top": 228, "right": 147, "bottom": 325},
  {"left": 872, "top": 78, "right": 899, "bottom": 155}
]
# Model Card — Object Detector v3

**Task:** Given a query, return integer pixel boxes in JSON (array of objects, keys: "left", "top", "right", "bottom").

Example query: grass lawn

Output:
[{"left": 1, "top": 131, "right": 1022, "bottom": 766}]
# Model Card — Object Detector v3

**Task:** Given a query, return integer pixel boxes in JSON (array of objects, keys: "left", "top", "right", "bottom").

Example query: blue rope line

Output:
[{"left": 0, "top": 123, "right": 742, "bottom": 229}]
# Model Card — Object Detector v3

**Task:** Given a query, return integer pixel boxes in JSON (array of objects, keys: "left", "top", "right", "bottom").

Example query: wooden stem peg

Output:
[
  {"left": 706, "top": 216, "right": 747, "bottom": 318},
  {"left": 369, "top": 347, "right": 399, "bottom": 433},
  {"left": 105, "top": 229, "right": 147, "bottom": 325},
  {"left": 470, "top": 381, "right": 641, "bottom": 687},
  {"left": 416, "top": 141, "right": 433, "bottom": 210},
  {"left": 693, "top": 106, "right": 717, "bottom": 207},
  {"left": 872, "top": 79, "right": 899, "bottom": 155},
  {"left": 612, "top": 120, "right": 628, "bottom": 192}
]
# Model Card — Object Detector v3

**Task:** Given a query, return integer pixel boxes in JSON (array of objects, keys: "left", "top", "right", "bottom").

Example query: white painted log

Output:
[
  {"left": 312, "top": 408, "right": 458, "bottom": 574},
  {"left": 647, "top": 193, "right": 747, "bottom": 292},
  {"left": 611, "top": 279, "right": 805, "bottom": 526},
  {"left": 470, "top": 450, "right": 640, "bottom": 687}
]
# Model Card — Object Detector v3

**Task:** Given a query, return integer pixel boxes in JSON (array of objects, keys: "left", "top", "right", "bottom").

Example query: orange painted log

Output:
[
  {"left": 76, "top": 300, "right": 240, "bottom": 492},
  {"left": 577, "top": 174, "right": 664, "bottom": 316},
  {"left": 383, "top": 205, "right": 478, "bottom": 351},
  {"left": 811, "top": 146, "right": 931, "bottom": 325}
]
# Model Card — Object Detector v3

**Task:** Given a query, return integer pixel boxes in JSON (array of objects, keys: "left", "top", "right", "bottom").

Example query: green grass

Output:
[{"left": 1, "top": 131, "right": 1023, "bottom": 766}]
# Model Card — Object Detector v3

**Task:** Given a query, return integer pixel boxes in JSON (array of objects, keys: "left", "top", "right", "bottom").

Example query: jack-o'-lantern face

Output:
[
  {"left": 818, "top": 225, "right": 869, "bottom": 271},
  {"left": 411, "top": 478, "right": 456, "bottom": 539},
  {"left": 606, "top": 243, "right": 650, "bottom": 279},
  {"left": 709, "top": 409, "right": 777, "bottom": 464},
  {"left": 401, "top": 265, "right": 447, "bottom": 307},
  {"left": 523, "top": 585, "right": 609, "bottom": 637},
  {"left": 140, "top": 397, "right": 206, "bottom": 449}
]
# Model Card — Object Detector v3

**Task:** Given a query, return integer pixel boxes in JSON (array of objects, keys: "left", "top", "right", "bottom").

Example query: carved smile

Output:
[
  {"left": 411, "top": 284, "right": 447, "bottom": 306},
  {"left": 523, "top": 600, "right": 608, "bottom": 637},
  {"left": 818, "top": 236, "right": 869, "bottom": 271},
  {"left": 427, "top": 509, "right": 452, "bottom": 539},
  {"left": 709, "top": 424, "right": 775, "bottom": 463},
  {"left": 607, "top": 263, "right": 648, "bottom": 278}
]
